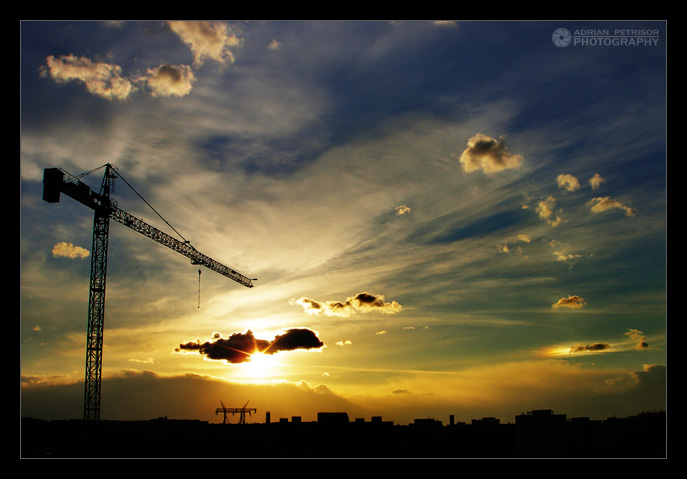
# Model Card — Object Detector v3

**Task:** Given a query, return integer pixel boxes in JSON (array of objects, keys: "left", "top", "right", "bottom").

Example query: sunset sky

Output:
[{"left": 20, "top": 20, "right": 666, "bottom": 426}]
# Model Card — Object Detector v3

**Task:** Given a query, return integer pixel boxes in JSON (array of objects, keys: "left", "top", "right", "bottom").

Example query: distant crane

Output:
[
  {"left": 216, "top": 400, "right": 257, "bottom": 424},
  {"left": 42, "top": 164, "right": 255, "bottom": 421}
]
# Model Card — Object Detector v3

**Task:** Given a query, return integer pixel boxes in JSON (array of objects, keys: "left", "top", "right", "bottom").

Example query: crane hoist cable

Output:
[
  {"left": 70, "top": 164, "right": 189, "bottom": 244},
  {"left": 112, "top": 170, "right": 210, "bottom": 308},
  {"left": 114, "top": 169, "right": 190, "bottom": 244},
  {"left": 80, "top": 166, "right": 202, "bottom": 308},
  {"left": 71, "top": 165, "right": 207, "bottom": 309}
]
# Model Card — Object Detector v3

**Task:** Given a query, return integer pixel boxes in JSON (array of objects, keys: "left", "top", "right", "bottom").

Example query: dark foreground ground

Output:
[{"left": 20, "top": 411, "right": 666, "bottom": 459}]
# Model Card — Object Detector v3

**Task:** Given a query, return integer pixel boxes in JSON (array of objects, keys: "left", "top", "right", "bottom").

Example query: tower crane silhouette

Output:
[
  {"left": 216, "top": 400, "right": 256, "bottom": 424},
  {"left": 42, "top": 164, "right": 255, "bottom": 421}
]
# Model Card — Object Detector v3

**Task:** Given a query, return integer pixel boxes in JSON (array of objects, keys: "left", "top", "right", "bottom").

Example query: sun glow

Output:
[
  {"left": 537, "top": 345, "right": 575, "bottom": 358},
  {"left": 238, "top": 350, "right": 281, "bottom": 380}
]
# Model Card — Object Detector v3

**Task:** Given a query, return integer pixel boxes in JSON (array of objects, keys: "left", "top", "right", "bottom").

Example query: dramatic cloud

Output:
[
  {"left": 168, "top": 20, "right": 241, "bottom": 66},
  {"left": 553, "top": 250, "right": 581, "bottom": 262},
  {"left": 40, "top": 55, "right": 197, "bottom": 100},
  {"left": 556, "top": 174, "right": 580, "bottom": 192},
  {"left": 589, "top": 173, "right": 606, "bottom": 190},
  {"left": 570, "top": 343, "right": 610, "bottom": 353},
  {"left": 395, "top": 205, "right": 411, "bottom": 216},
  {"left": 629, "top": 364, "right": 665, "bottom": 395},
  {"left": 586, "top": 197, "right": 636, "bottom": 217},
  {"left": 536, "top": 196, "right": 562, "bottom": 227},
  {"left": 352, "top": 292, "right": 403, "bottom": 314},
  {"left": 51, "top": 242, "right": 89, "bottom": 259},
  {"left": 40, "top": 21, "right": 241, "bottom": 101},
  {"left": 140, "top": 64, "right": 196, "bottom": 98},
  {"left": 291, "top": 292, "right": 403, "bottom": 317},
  {"left": 176, "top": 329, "right": 324, "bottom": 364},
  {"left": 40, "top": 54, "right": 135, "bottom": 100},
  {"left": 268, "top": 328, "right": 325, "bottom": 354},
  {"left": 626, "top": 329, "right": 649, "bottom": 350},
  {"left": 552, "top": 295, "right": 586, "bottom": 309},
  {"left": 458, "top": 134, "right": 523, "bottom": 174},
  {"left": 433, "top": 21, "right": 459, "bottom": 27}
]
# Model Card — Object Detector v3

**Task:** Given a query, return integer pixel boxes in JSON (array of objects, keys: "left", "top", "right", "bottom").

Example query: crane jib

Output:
[
  {"left": 109, "top": 206, "right": 254, "bottom": 288},
  {"left": 42, "top": 167, "right": 254, "bottom": 289}
]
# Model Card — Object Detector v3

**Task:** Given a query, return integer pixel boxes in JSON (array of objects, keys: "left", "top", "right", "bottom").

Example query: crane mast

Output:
[{"left": 42, "top": 164, "right": 254, "bottom": 421}]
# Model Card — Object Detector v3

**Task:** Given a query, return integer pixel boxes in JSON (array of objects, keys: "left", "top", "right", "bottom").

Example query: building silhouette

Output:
[{"left": 20, "top": 408, "right": 666, "bottom": 458}]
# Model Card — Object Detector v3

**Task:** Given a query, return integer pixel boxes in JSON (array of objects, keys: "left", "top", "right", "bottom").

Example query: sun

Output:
[{"left": 239, "top": 350, "right": 281, "bottom": 380}]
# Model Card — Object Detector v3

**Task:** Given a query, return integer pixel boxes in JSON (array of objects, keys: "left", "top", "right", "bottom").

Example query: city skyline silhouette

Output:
[{"left": 21, "top": 407, "right": 666, "bottom": 458}]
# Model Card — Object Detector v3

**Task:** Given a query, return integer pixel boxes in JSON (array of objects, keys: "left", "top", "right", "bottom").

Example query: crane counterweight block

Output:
[
  {"left": 42, "top": 167, "right": 64, "bottom": 203},
  {"left": 43, "top": 167, "right": 111, "bottom": 211}
]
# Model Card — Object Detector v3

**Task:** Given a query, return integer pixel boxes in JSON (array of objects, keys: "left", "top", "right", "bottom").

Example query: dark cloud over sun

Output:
[{"left": 176, "top": 328, "right": 324, "bottom": 364}]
